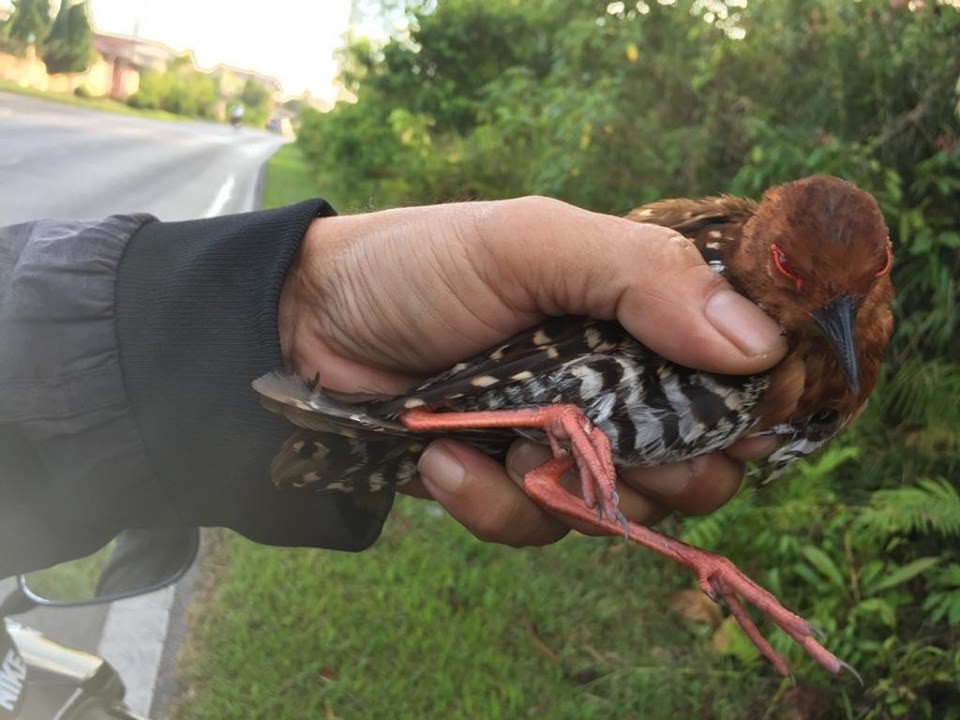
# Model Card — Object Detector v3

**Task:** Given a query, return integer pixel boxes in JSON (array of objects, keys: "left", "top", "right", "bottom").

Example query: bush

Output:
[{"left": 125, "top": 62, "right": 218, "bottom": 119}]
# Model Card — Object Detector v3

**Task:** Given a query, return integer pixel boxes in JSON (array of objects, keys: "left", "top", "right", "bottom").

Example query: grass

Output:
[
  {"left": 172, "top": 500, "right": 781, "bottom": 720},
  {"left": 0, "top": 79, "right": 194, "bottom": 122},
  {"left": 260, "top": 143, "right": 321, "bottom": 210},
  {"left": 169, "top": 148, "right": 785, "bottom": 720}
]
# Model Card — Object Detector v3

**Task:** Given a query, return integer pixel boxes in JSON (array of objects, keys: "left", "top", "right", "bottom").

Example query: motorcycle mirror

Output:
[{"left": 17, "top": 527, "right": 200, "bottom": 607}]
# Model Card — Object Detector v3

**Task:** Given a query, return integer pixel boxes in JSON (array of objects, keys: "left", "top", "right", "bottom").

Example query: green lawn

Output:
[
  {"left": 0, "top": 79, "right": 192, "bottom": 122},
  {"left": 170, "top": 149, "right": 790, "bottom": 719},
  {"left": 260, "top": 143, "right": 321, "bottom": 210},
  {"left": 173, "top": 501, "right": 785, "bottom": 720}
]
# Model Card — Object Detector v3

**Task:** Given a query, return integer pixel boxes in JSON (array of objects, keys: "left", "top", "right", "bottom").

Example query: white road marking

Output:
[
  {"left": 205, "top": 174, "right": 236, "bottom": 217},
  {"left": 96, "top": 584, "right": 176, "bottom": 717}
]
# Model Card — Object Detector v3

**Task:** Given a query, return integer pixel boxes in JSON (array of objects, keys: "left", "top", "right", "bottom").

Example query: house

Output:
[
  {"left": 91, "top": 32, "right": 180, "bottom": 99},
  {"left": 0, "top": 29, "right": 180, "bottom": 99}
]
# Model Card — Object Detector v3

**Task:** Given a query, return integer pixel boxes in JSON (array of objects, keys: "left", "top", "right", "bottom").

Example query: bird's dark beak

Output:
[{"left": 812, "top": 295, "right": 860, "bottom": 395}]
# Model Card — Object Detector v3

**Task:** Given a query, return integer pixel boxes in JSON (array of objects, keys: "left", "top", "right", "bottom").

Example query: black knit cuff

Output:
[{"left": 116, "top": 200, "right": 393, "bottom": 551}]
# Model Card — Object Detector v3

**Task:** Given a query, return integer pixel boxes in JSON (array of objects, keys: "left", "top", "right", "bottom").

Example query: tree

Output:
[
  {"left": 6, "top": 0, "right": 52, "bottom": 53},
  {"left": 238, "top": 78, "right": 274, "bottom": 126},
  {"left": 42, "top": 0, "right": 93, "bottom": 74}
]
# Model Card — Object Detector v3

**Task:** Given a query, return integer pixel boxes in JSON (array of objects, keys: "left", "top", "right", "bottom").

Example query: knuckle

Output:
[
  {"left": 510, "top": 195, "right": 568, "bottom": 214},
  {"left": 657, "top": 231, "right": 706, "bottom": 271},
  {"left": 470, "top": 518, "right": 507, "bottom": 544},
  {"left": 464, "top": 501, "right": 515, "bottom": 543},
  {"left": 627, "top": 222, "right": 695, "bottom": 254},
  {"left": 683, "top": 455, "right": 742, "bottom": 515},
  {"left": 483, "top": 196, "right": 565, "bottom": 231},
  {"left": 626, "top": 226, "right": 724, "bottom": 291}
]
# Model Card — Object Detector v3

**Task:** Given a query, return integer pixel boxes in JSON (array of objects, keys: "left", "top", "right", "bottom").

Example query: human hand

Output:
[{"left": 278, "top": 197, "right": 786, "bottom": 546}]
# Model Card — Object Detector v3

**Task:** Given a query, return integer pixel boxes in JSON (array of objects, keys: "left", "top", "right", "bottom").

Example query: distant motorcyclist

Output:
[{"left": 229, "top": 103, "right": 244, "bottom": 128}]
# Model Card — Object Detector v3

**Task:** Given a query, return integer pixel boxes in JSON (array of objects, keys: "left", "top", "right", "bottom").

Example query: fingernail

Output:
[
  {"left": 705, "top": 289, "right": 784, "bottom": 357},
  {"left": 418, "top": 444, "right": 466, "bottom": 494}
]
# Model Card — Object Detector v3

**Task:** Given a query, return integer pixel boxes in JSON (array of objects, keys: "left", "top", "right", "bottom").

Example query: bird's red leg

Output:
[
  {"left": 401, "top": 406, "right": 620, "bottom": 522},
  {"left": 524, "top": 458, "right": 854, "bottom": 679}
]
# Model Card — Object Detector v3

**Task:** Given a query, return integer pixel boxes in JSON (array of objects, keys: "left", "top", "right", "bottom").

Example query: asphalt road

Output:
[
  {"left": 0, "top": 91, "right": 283, "bottom": 223},
  {"left": 0, "top": 90, "right": 285, "bottom": 717}
]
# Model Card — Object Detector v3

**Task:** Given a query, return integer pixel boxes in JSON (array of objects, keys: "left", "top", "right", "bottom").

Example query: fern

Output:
[
  {"left": 680, "top": 445, "right": 859, "bottom": 549},
  {"left": 678, "top": 490, "right": 754, "bottom": 549},
  {"left": 922, "top": 563, "right": 960, "bottom": 627},
  {"left": 880, "top": 359, "right": 960, "bottom": 430},
  {"left": 855, "top": 477, "right": 960, "bottom": 541}
]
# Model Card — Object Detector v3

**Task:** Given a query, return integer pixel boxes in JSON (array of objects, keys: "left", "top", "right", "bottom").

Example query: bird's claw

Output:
[
  {"left": 838, "top": 660, "right": 864, "bottom": 686},
  {"left": 615, "top": 507, "right": 629, "bottom": 540}
]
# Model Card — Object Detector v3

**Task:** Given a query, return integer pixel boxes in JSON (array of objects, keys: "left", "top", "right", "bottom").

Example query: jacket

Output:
[{"left": 0, "top": 199, "right": 392, "bottom": 578}]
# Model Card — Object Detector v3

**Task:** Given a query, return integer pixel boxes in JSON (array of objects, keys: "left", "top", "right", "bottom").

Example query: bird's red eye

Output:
[
  {"left": 875, "top": 246, "right": 892, "bottom": 278},
  {"left": 771, "top": 243, "right": 802, "bottom": 291}
]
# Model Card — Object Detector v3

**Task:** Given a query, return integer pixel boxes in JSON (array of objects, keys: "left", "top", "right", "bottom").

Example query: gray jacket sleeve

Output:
[{"left": 0, "top": 202, "right": 391, "bottom": 579}]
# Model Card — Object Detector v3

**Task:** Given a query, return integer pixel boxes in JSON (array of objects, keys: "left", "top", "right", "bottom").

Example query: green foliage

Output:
[
  {"left": 126, "top": 55, "right": 219, "bottom": 119},
  {"left": 681, "top": 445, "right": 960, "bottom": 719},
  {"left": 289, "top": 1, "right": 960, "bottom": 717},
  {"left": 41, "top": 0, "right": 93, "bottom": 75},
  {"left": 6, "top": 0, "right": 49, "bottom": 40},
  {"left": 855, "top": 478, "right": 960, "bottom": 542},
  {"left": 4, "top": 0, "right": 51, "bottom": 54},
  {"left": 260, "top": 144, "right": 321, "bottom": 211},
  {"left": 237, "top": 78, "right": 273, "bottom": 127}
]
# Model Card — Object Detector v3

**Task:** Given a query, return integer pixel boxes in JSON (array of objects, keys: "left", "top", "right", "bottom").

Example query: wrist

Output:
[{"left": 279, "top": 215, "right": 337, "bottom": 372}]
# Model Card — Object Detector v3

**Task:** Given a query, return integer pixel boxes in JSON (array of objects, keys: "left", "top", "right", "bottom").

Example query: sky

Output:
[{"left": 88, "top": 0, "right": 359, "bottom": 102}]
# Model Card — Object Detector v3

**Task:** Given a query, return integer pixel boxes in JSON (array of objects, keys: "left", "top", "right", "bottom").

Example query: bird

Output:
[{"left": 254, "top": 175, "right": 895, "bottom": 678}]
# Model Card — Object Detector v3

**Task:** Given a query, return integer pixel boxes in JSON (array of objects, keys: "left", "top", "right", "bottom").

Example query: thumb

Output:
[{"left": 476, "top": 197, "right": 786, "bottom": 375}]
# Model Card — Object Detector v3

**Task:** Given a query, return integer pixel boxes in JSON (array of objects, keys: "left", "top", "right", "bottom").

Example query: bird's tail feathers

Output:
[
  {"left": 252, "top": 371, "right": 410, "bottom": 437},
  {"left": 270, "top": 429, "right": 421, "bottom": 493},
  {"left": 252, "top": 370, "right": 314, "bottom": 405}
]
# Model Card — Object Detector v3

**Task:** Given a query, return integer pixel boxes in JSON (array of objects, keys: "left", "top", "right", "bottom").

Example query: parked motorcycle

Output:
[{"left": 0, "top": 529, "right": 199, "bottom": 719}]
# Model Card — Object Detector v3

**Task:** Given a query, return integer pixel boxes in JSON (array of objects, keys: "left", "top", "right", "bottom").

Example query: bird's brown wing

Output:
[{"left": 625, "top": 194, "right": 759, "bottom": 269}]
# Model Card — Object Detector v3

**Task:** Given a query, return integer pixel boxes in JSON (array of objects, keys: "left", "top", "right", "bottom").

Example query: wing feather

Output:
[
  {"left": 377, "top": 317, "right": 634, "bottom": 416},
  {"left": 625, "top": 194, "right": 758, "bottom": 245}
]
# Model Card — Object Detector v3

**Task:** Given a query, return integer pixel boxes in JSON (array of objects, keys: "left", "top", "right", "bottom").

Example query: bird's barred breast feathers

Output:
[{"left": 380, "top": 317, "right": 773, "bottom": 468}]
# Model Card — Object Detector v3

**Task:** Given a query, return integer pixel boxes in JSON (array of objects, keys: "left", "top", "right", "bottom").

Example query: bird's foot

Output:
[
  {"left": 523, "top": 459, "right": 855, "bottom": 679},
  {"left": 692, "top": 553, "right": 857, "bottom": 680},
  {"left": 400, "top": 405, "right": 622, "bottom": 524}
]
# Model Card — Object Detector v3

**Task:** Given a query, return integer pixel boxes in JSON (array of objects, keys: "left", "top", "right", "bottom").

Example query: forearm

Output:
[
  {"left": 0, "top": 215, "right": 156, "bottom": 576},
  {"left": 0, "top": 203, "right": 392, "bottom": 578}
]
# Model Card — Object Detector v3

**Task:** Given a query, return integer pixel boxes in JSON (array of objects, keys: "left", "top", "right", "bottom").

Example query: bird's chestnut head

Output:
[{"left": 741, "top": 175, "right": 894, "bottom": 395}]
